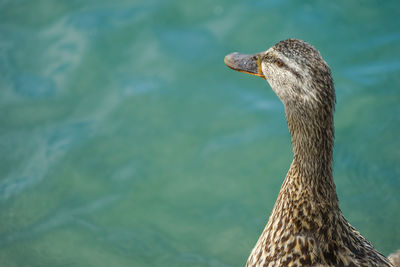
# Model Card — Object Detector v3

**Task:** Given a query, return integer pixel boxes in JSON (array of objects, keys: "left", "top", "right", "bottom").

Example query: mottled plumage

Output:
[{"left": 224, "top": 39, "right": 397, "bottom": 267}]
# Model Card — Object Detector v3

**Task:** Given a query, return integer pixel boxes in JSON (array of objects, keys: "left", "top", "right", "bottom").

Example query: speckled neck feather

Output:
[
  {"left": 286, "top": 100, "right": 337, "bottom": 206},
  {"left": 246, "top": 39, "right": 392, "bottom": 267}
]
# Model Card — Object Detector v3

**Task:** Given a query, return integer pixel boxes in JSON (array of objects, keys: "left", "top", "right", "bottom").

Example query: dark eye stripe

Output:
[
  {"left": 280, "top": 63, "right": 303, "bottom": 82},
  {"left": 266, "top": 54, "right": 304, "bottom": 82},
  {"left": 288, "top": 67, "right": 303, "bottom": 81}
]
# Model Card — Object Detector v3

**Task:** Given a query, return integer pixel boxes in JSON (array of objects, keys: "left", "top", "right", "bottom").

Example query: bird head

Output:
[{"left": 224, "top": 39, "right": 335, "bottom": 113}]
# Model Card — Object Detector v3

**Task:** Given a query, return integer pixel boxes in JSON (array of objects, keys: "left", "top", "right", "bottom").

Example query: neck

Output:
[{"left": 285, "top": 105, "right": 338, "bottom": 206}]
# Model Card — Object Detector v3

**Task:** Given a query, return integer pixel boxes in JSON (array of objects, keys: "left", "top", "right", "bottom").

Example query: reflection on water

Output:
[{"left": 0, "top": 0, "right": 399, "bottom": 266}]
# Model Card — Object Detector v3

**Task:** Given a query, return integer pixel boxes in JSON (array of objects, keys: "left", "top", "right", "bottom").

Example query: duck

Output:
[{"left": 224, "top": 39, "right": 398, "bottom": 267}]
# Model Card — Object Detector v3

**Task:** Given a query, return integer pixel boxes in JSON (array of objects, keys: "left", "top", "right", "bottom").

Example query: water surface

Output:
[{"left": 0, "top": 0, "right": 399, "bottom": 266}]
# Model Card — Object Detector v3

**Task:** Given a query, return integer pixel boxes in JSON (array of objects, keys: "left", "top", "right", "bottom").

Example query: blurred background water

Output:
[{"left": 0, "top": 0, "right": 399, "bottom": 266}]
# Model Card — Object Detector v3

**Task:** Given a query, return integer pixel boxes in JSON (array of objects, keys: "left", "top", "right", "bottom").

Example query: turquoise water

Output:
[{"left": 0, "top": 0, "right": 399, "bottom": 266}]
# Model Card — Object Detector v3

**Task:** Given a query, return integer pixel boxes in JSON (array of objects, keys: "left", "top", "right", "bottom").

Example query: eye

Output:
[{"left": 275, "top": 58, "right": 284, "bottom": 67}]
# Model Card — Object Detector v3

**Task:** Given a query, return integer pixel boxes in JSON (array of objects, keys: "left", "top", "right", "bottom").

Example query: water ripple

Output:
[
  {"left": 0, "top": 195, "right": 119, "bottom": 247},
  {"left": 0, "top": 121, "right": 92, "bottom": 201}
]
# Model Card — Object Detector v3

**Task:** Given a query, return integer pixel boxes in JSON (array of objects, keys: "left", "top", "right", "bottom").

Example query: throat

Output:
[{"left": 285, "top": 107, "right": 338, "bottom": 205}]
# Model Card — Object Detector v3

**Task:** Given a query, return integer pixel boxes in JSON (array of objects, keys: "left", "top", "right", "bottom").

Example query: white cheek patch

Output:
[
  {"left": 261, "top": 62, "right": 284, "bottom": 97},
  {"left": 284, "top": 59, "right": 304, "bottom": 78},
  {"left": 280, "top": 56, "right": 320, "bottom": 103},
  {"left": 261, "top": 56, "right": 318, "bottom": 104},
  {"left": 262, "top": 61, "right": 294, "bottom": 99}
]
